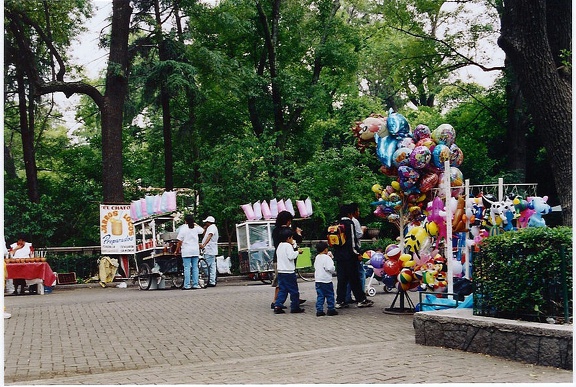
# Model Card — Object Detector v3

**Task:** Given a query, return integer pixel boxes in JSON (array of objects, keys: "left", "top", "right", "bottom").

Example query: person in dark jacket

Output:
[{"left": 333, "top": 204, "right": 374, "bottom": 309}]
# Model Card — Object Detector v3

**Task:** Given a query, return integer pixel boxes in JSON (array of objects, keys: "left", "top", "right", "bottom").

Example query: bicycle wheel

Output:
[
  {"left": 197, "top": 258, "right": 209, "bottom": 288},
  {"left": 296, "top": 269, "right": 312, "bottom": 281},
  {"left": 138, "top": 263, "right": 152, "bottom": 290}
]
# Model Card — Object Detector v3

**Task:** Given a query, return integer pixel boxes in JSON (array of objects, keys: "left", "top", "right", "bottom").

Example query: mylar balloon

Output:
[
  {"left": 378, "top": 165, "right": 398, "bottom": 177},
  {"left": 386, "top": 109, "right": 410, "bottom": 138},
  {"left": 450, "top": 144, "right": 464, "bottom": 167},
  {"left": 398, "top": 137, "right": 416, "bottom": 150},
  {"left": 413, "top": 124, "right": 431, "bottom": 142},
  {"left": 415, "top": 137, "right": 435, "bottom": 150},
  {"left": 392, "top": 147, "right": 413, "bottom": 167},
  {"left": 375, "top": 133, "right": 399, "bottom": 168},
  {"left": 432, "top": 144, "right": 451, "bottom": 168},
  {"left": 418, "top": 172, "right": 439, "bottom": 193},
  {"left": 431, "top": 124, "right": 456, "bottom": 146},
  {"left": 409, "top": 146, "right": 432, "bottom": 169}
]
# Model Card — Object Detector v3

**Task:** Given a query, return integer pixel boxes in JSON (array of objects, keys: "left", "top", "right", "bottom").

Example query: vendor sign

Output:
[{"left": 99, "top": 204, "right": 135, "bottom": 254}]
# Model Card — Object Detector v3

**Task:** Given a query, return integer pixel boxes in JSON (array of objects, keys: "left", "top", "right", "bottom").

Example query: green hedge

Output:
[
  {"left": 474, "top": 226, "right": 572, "bottom": 323},
  {"left": 48, "top": 254, "right": 100, "bottom": 282}
]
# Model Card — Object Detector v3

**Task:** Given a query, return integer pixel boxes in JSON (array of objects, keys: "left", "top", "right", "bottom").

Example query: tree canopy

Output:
[{"left": 3, "top": 0, "right": 570, "bottom": 248}]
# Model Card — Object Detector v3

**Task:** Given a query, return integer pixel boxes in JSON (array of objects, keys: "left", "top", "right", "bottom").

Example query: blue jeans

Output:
[
  {"left": 275, "top": 272, "right": 300, "bottom": 311},
  {"left": 183, "top": 256, "right": 199, "bottom": 288},
  {"left": 203, "top": 254, "right": 217, "bottom": 285},
  {"left": 345, "top": 261, "right": 366, "bottom": 303},
  {"left": 315, "top": 282, "right": 335, "bottom": 312}
]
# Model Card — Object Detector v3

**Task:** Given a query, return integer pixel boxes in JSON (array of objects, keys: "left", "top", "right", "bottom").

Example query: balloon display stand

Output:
[{"left": 383, "top": 290, "right": 415, "bottom": 315}]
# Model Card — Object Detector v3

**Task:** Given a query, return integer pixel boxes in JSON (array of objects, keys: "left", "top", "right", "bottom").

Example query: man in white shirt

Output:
[
  {"left": 200, "top": 216, "right": 219, "bottom": 287},
  {"left": 175, "top": 215, "right": 204, "bottom": 290}
]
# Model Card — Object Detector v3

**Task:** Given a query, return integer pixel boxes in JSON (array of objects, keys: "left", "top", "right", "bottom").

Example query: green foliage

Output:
[
  {"left": 48, "top": 254, "right": 100, "bottom": 282},
  {"left": 474, "top": 227, "right": 572, "bottom": 322}
]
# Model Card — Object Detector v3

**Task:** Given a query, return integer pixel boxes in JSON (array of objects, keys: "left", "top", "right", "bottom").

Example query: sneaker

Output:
[
  {"left": 335, "top": 302, "right": 349, "bottom": 309},
  {"left": 271, "top": 303, "right": 287, "bottom": 309},
  {"left": 3, "top": 312, "right": 11, "bottom": 319},
  {"left": 299, "top": 299, "right": 307, "bottom": 304},
  {"left": 316, "top": 311, "right": 326, "bottom": 317},
  {"left": 357, "top": 299, "right": 374, "bottom": 308},
  {"left": 290, "top": 308, "right": 305, "bottom": 313},
  {"left": 274, "top": 307, "right": 286, "bottom": 314},
  {"left": 327, "top": 309, "right": 338, "bottom": 316},
  {"left": 207, "top": 283, "right": 216, "bottom": 287},
  {"left": 192, "top": 286, "right": 202, "bottom": 289}
]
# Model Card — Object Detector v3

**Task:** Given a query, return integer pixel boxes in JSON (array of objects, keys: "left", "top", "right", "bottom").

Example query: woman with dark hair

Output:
[{"left": 270, "top": 211, "right": 305, "bottom": 309}]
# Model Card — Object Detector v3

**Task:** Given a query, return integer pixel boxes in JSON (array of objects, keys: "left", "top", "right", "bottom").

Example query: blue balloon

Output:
[
  {"left": 375, "top": 133, "right": 399, "bottom": 168},
  {"left": 387, "top": 108, "right": 410, "bottom": 138}
]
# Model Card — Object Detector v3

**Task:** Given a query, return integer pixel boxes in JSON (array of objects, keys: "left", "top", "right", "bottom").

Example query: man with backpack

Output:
[{"left": 331, "top": 204, "right": 374, "bottom": 309}]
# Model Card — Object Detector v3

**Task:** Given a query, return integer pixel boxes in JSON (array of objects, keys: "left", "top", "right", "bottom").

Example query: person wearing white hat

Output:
[{"left": 200, "top": 216, "right": 219, "bottom": 286}]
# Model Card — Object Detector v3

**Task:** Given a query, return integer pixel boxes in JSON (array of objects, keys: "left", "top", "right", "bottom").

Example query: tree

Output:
[
  {"left": 5, "top": 0, "right": 132, "bottom": 204},
  {"left": 497, "top": 0, "right": 572, "bottom": 225}
]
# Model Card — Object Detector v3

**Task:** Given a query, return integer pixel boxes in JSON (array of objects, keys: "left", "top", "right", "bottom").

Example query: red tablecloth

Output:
[{"left": 6, "top": 262, "right": 57, "bottom": 286}]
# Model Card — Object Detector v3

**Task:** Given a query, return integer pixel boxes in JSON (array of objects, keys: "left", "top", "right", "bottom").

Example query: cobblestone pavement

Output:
[{"left": 3, "top": 278, "right": 574, "bottom": 385}]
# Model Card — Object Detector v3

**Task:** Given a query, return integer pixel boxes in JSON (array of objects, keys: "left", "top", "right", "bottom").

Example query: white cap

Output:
[{"left": 203, "top": 216, "right": 216, "bottom": 223}]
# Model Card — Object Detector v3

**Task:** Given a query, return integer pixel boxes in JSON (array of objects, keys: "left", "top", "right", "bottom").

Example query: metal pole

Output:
[
  {"left": 464, "top": 179, "right": 471, "bottom": 279},
  {"left": 445, "top": 161, "right": 453, "bottom": 295}
]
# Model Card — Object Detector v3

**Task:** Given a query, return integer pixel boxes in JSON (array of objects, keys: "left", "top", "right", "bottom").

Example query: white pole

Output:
[
  {"left": 444, "top": 161, "right": 453, "bottom": 296},
  {"left": 464, "top": 179, "right": 471, "bottom": 279},
  {"left": 498, "top": 177, "right": 504, "bottom": 201}
]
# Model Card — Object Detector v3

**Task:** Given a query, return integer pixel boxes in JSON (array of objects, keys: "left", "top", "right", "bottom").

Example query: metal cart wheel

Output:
[
  {"left": 138, "top": 263, "right": 152, "bottom": 290},
  {"left": 171, "top": 273, "right": 184, "bottom": 288},
  {"left": 258, "top": 271, "right": 274, "bottom": 285},
  {"left": 198, "top": 258, "right": 209, "bottom": 289},
  {"left": 258, "top": 260, "right": 275, "bottom": 284}
]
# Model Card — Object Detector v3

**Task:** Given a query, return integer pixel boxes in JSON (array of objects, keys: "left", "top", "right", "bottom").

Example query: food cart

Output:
[
  {"left": 132, "top": 213, "right": 185, "bottom": 290},
  {"left": 235, "top": 220, "right": 312, "bottom": 284}
]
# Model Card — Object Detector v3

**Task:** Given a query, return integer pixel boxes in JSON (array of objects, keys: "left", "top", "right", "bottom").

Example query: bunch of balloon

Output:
[
  {"left": 370, "top": 182, "right": 427, "bottom": 248},
  {"left": 356, "top": 110, "right": 465, "bottom": 247}
]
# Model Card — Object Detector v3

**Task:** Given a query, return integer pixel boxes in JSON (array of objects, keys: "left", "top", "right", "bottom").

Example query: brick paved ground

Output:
[{"left": 3, "top": 278, "right": 574, "bottom": 385}]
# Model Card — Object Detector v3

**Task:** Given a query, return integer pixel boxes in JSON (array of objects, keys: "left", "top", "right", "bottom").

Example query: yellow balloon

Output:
[
  {"left": 399, "top": 253, "right": 412, "bottom": 262},
  {"left": 391, "top": 181, "right": 400, "bottom": 191},
  {"left": 425, "top": 221, "right": 439, "bottom": 237},
  {"left": 372, "top": 184, "right": 383, "bottom": 194},
  {"left": 402, "top": 260, "right": 416, "bottom": 268}
]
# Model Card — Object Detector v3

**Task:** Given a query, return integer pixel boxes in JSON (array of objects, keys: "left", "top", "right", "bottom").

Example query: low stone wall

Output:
[{"left": 413, "top": 308, "right": 573, "bottom": 370}]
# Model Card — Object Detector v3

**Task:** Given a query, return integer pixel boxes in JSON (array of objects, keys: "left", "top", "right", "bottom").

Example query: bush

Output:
[
  {"left": 474, "top": 226, "right": 572, "bottom": 323},
  {"left": 48, "top": 254, "right": 100, "bottom": 282}
]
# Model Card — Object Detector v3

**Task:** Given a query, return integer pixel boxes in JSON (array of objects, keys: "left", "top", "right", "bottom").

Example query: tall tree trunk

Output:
[
  {"left": 102, "top": 0, "right": 132, "bottom": 204},
  {"left": 504, "top": 60, "right": 528, "bottom": 179},
  {"left": 16, "top": 67, "right": 40, "bottom": 203},
  {"left": 498, "top": 0, "right": 572, "bottom": 226},
  {"left": 154, "top": 0, "right": 174, "bottom": 191}
]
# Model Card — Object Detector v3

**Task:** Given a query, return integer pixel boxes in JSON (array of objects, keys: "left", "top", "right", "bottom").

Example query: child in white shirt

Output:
[
  {"left": 314, "top": 241, "right": 338, "bottom": 317},
  {"left": 273, "top": 228, "right": 305, "bottom": 314}
]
